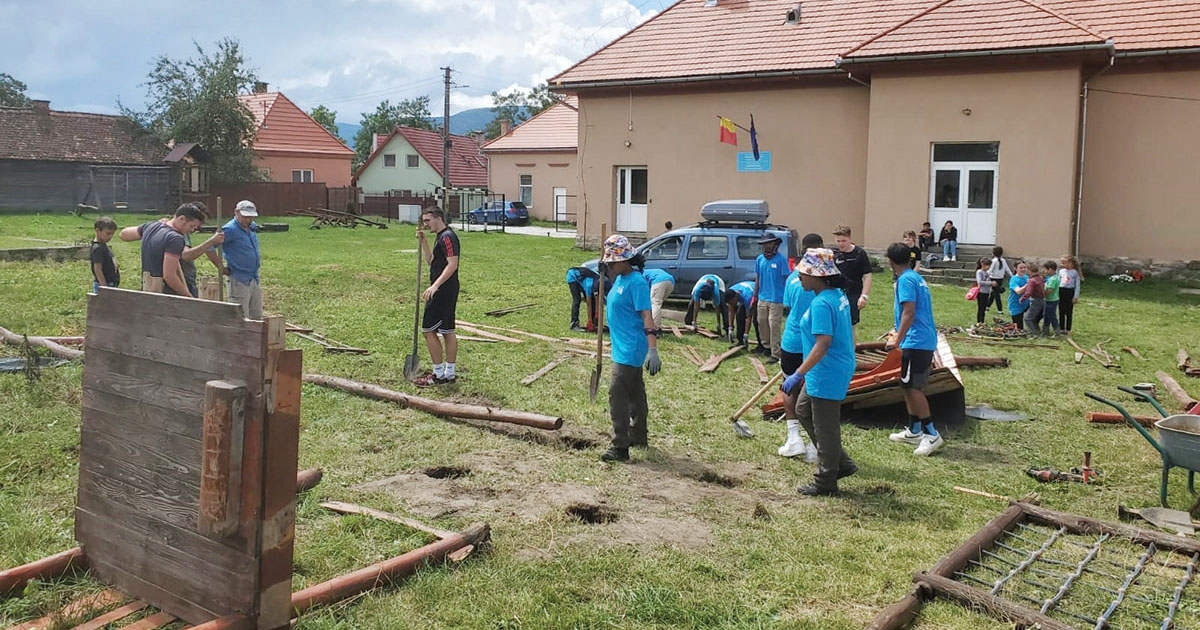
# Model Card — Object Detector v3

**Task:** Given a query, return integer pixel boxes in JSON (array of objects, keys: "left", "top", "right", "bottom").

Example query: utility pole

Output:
[{"left": 441, "top": 66, "right": 452, "bottom": 208}]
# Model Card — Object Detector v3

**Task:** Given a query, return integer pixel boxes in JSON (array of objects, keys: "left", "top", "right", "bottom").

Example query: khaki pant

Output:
[
  {"left": 757, "top": 300, "right": 784, "bottom": 358},
  {"left": 649, "top": 281, "right": 673, "bottom": 329},
  {"left": 229, "top": 277, "right": 263, "bottom": 320}
]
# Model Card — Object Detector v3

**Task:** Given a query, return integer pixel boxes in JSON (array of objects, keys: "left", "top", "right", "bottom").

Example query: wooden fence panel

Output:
[
  {"left": 77, "top": 288, "right": 299, "bottom": 628},
  {"left": 187, "top": 182, "right": 329, "bottom": 217}
]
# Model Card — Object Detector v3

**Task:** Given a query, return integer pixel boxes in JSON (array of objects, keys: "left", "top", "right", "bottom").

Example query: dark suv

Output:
[{"left": 584, "top": 200, "right": 799, "bottom": 298}]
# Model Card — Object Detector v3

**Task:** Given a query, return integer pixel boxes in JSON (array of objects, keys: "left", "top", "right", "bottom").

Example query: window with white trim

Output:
[
  {"left": 384, "top": 154, "right": 396, "bottom": 168},
  {"left": 519, "top": 174, "right": 533, "bottom": 206},
  {"left": 291, "top": 169, "right": 313, "bottom": 183},
  {"left": 406, "top": 154, "right": 419, "bottom": 168}
]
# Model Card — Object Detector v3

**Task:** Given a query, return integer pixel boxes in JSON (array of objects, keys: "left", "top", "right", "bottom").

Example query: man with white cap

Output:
[
  {"left": 221, "top": 199, "right": 263, "bottom": 319},
  {"left": 598, "top": 234, "right": 662, "bottom": 463}
]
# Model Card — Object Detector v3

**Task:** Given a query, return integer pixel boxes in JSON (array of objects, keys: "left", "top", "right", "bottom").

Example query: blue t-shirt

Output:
[
  {"left": 691, "top": 274, "right": 725, "bottom": 306},
  {"left": 221, "top": 219, "right": 261, "bottom": 283},
  {"left": 566, "top": 268, "right": 582, "bottom": 284},
  {"left": 730, "top": 281, "right": 755, "bottom": 305},
  {"left": 800, "top": 289, "right": 856, "bottom": 400},
  {"left": 893, "top": 269, "right": 937, "bottom": 351},
  {"left": 642, "top": 268, "right": 674, "bottom": 287},
  {"left": 579, "top": 276, "right": 595, "bottom": 295},
  {"left": 781, "top": 272, "right": 815, "bottom": 355},
  {"left": 1008, "top": 274, "right": 1029, "bottom": 315},
  {"left": 607, "top": 271, "right": 652, "bottom": 368},
  {"left": 755, "top": 252, "right": 789, "bottom": 303}
]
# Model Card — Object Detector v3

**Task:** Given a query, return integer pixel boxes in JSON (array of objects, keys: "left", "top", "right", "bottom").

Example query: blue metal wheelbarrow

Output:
[{"left": 1087, "top": 387, "right": 1200, "bottom": 508}]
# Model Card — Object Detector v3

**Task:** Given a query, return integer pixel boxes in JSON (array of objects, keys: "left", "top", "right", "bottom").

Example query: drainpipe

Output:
[{"left": 1072, "top": 45, "right": 1116, "bottom": 257}]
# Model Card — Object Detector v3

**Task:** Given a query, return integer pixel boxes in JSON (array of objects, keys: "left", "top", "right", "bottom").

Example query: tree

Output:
[
  {"left": 483, "top": 84, "right": 562, "bottom": 139},
  {"left": 0, "top": 72, "right": 30, "bottom": 107},
  {"left": 309, "top": 105, "right": 342, "bottom": 142},
  {"left": 352, "top": 96, "right": 433, "bottom": 166},
  {"left": 120, "top": 38, "right": 261, "bottom": 183}
]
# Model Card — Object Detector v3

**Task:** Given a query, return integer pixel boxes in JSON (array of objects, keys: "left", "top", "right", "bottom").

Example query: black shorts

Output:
[
  {"left": 846, "top": 292, "right": 862, "bottom": 325},
  {"left": 780, "top": 350, "right": 803, "bottom": 376},
  {"left": 421, "top": 285, "right": 459, "bottom": 334},
  {"left": 900, "top": 349, "right": 934, "bottom": 389}
]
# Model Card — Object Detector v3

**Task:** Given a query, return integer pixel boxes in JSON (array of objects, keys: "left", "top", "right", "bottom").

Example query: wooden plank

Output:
[
  {"left": 200, "top": 380, "right": 246, "bottom": 539},
  {"left": 79, "top": 429, "right": 200, "bottom": 499},
  {"left": 84, "top": 346, "right": 224, "bottom": 397},
  {"left": 694, "top": 327, "right": 719, "bottom": 339},
  {"left": 81, "top": 370, "right": 205, "bottom": 422},
  {"left": 670, "top": 324, "right": 683, "bottom": 339},
  {"left": 520, "top": 356, "right": 571, "bottom": 386},
  {"left": 484, "top": 303, "right": 537, "bottom": 316},
  {"left": 454, "top": 325, "right": 523, "bottom": 343},
  {"left": 455, "top": 335, "right": 499, "bottom": 343},
  {"left": 749, "top": 356, "right": 769, "bottom": 383},
  {"left": 86, "top": 306, "right": 261, "bottom": 357},
  {"left": 90, "top": 287, "right": 247, "bottom": 326},
  {"left": 235, "top": 319, "right": 268, "bottom": 559},
  {"left": 258, "top": 350, "right": 301, "bottom": 629},
  {"left": 7, "top": 589, "right": 123, "bottom": 630},
  {"left": 82, "top": 387, "right": 203, "bottom": 441},
  {"left": 321, "top": 501, "right": 454, "bottom": 539},
  {"left": 699, "top": 345, "right": 744, "bottom": 373},
  {"left": 119, "top": 612, "right": 178, "bottom": 630},
  {"left": 77, "top": 467, "right": 199, "bottom": 533},
  {"left": 85, "top": 322, "right": 263, "bottom": 371},
  {"left": 68, "top": 601, "right": 148, "bottom": 630},
  {"left": 454, "top": 320, "right": 560, "bottom": 343}
]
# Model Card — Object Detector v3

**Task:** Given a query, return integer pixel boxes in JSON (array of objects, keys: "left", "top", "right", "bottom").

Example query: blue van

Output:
[{"left": 584, "top": 200, "right": 799, "bottom": 298}]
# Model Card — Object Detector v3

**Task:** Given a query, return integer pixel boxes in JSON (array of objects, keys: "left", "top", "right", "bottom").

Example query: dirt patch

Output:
[
  {"left": 565, "top": 502, "right": 618, "bottom": 524},
  {"left": 424, "top": 465, "right": 470, "bottom": 479}
]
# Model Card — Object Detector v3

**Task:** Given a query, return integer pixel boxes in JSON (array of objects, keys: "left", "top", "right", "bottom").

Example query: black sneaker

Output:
[
  {"left": 764, "top": 356, "right": 779, "bottom": 365},
  {"left": 837, "top": 463, "right": 859, "bottom": 480},
  {"left": 436, "top": 374, "right": 457, "bottom": 385},
  {"left": 797, "top": 483, "right": 838, "bottom": 496},
  {"left": 600, "top": 447, "right": 629, "bottom": 462}
]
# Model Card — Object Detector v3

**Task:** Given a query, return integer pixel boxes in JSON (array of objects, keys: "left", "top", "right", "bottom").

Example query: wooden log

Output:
[
  {"left": 1121, "top": 346, "right": 1146, "bottom": 361},
  {"left": 38, "top": 336, "right": 85, "bottom": 345},
  {"left": 915, "top": 572, "right": 1075, "bottom": 630},
  {"left": 0, "top": 547, "right": 85, "bottom": 594},
  {"left": 865, "top": 588, "right": 924, "bottom": 630},
  {"left": 180, "top": 613, "right": 253, "bottom": 630},
  {"left": 1179, "top": 348, "right": 1192, "bottom": 372},
  {"left": 948, "top": 335, "right": 1058, "bottom": 349},
  {"left": 670, "top": 324, "right": 683, "bottom": 339},
  {"left": 1086, "top": 411, "right": 1158, "bottom": 427},
  {"left": 291, "top": 523, "right": 490, "bottom": 616},
  {"left": 320, "top": 501, "right": 455, "bottom": 539},
  {"left": 199, "top": 380, "right": 246, "bottom": 539},
  {"left": 296, "top": 468, "right": 323, "bottom": 492},
  {"left": 484, "top": 303, "right": 538, "bottom": 316},
  {"left": 69, "top": 601, "right": 149, "bottom": 630},
  {"left": 731, "top": 371, "right": 784, "bottom": 421},
  {"left": 304, "top": 373, "right": 563, "bottom": 430},
  {"left": 1067, "top": 337, "right": 1118, "bottom": 369},
  {"left": 699, "top": 345, "right": 743, "bottom": 373},
  {"left": 748, "top": 356, "right": 768, "bottom": 383},
  {"left": 520, "top": 356, "right": 571, "bottom": 386},
  {"left": 951, "top": 356, "right": 1009, "bottom": 369},
  {"left": 1017, "top": 502, "right": 1200, "bottom": 555},
  {"left": 928, "top": 504, "right": 1025, "bottom": 577},
  {"left": 0, "top": 326, "right": 85, "bottom": 360},
  {"left": 1156, "top": 370, "right": 1199, "bottom": 411}
]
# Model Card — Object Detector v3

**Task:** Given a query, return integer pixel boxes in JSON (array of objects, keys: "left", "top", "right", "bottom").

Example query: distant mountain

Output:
[
  {"left": 335, "top": 123, "right": 360, "bottom": 148},
  {"left": 335, "top": 107, "right": 522, "bottom": 149}
]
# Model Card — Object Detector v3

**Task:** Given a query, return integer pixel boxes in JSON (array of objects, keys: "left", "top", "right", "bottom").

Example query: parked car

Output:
[
  {"left": 582, "top": 200, "right": 799, "bottom": 298},
  {"left": 467, "top": 201, "right": 529, "bottom": 226}
]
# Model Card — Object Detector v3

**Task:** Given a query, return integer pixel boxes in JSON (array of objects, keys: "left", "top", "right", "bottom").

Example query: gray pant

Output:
[
  {"left": 757, "top": 300, "right": 784, "bottom": 358},
  {"left": 1024, "top": 297, "right": 1045, "bottom": 335},
  {"left": 609, "top": 362, "right": 647, "bottom": 449},
  {"left": 796, "top": 388, "right": 855, "bottom": 490},
  {"left": 229, "top": 277, "right": 263, "bottom": 320}
]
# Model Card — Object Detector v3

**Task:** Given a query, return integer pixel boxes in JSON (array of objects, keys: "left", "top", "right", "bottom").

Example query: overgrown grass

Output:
[{"left": 1, "top": 212, "right": 1199, "bottom": 628}]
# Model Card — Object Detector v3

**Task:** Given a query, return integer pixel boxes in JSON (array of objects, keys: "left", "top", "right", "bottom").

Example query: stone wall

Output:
[{"left": 0, "top": 245, "right": 89, "bottom": 262}]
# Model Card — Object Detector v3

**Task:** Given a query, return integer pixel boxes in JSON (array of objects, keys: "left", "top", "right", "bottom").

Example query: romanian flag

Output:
[{"left": 719, "top": 117, "right": 738, "bottom": 146}]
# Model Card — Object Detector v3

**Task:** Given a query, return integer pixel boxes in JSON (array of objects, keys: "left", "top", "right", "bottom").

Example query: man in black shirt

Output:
[
  {"left": 89, "top": 216, "right": 120, "bottom": 291},
  {"left": 832, "top": 225, "right": 873, "bottom": 344},
  {"left": 415, "top": 206, "right": 461, "bottom": 386}
]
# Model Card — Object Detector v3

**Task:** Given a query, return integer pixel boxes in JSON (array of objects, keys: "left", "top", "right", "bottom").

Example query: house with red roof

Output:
[
  {"left": 481, "top": 96, "right": 579, "bottom": 222},
  {"left": 238, "top": 87, "right": 355, "bottom": 188},
  {"left": 353, "top": 126, "right": 488, "bottom": 215},
  {"left": 551, "top": 0, "right": 1200, "bottom": 269}
]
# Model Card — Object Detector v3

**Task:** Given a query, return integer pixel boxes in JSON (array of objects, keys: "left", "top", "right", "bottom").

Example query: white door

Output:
[
  {"left": 616, "top": 166, "right": 648, "bottom": 233},
  {"left": 929, "top": 162, "right": 998, "bottom": 245},
  {"left": 553, "top": 187, "right": 567, "bottom": 222}
]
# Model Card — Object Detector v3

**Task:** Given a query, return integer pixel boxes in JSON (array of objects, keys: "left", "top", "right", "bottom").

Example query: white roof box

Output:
[{"left": 700, "top": 199, "right": 769, "bottom": 223}]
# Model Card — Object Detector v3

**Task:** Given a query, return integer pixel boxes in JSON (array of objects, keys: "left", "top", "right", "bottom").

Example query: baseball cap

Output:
[{"left": 235, "top": 200, "right": 258, "bottom": 217}]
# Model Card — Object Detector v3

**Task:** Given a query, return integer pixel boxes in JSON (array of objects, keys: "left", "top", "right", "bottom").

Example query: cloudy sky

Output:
[{"left": 0, "top": 0, "right": 662, "bottom": 121}]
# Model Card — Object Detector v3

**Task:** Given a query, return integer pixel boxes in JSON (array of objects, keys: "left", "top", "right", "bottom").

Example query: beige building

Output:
[
  {"left": 481, "top": 97, "right": 580, "bottom": 223},
  {"left": 550, "top": 0, "right": 1200, "bottom": 270}
]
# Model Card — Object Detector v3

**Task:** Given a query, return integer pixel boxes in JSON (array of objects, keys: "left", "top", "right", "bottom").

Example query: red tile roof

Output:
[
  {"left": 356, "top": 126, "right": 488, "bottom": 188},
  {"left": 551, "top": 0, "right": 1200, "bottom": 86},
  {"left": 481, "top": 96, "right": 578, "bottom": 153},
  {"left": 238, "top": 92, "right": 354, "bottom": 156},
  {"left": 0, "top": 104, "right": 166, "bottom": 164}
]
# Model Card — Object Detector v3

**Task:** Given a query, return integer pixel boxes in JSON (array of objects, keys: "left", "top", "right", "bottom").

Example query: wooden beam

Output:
[
  {"left": 1121, "top": 346, "right": 1146, "bottom": 361},
  {"left": 748, "top": 356, "right": 768, "bottom": 383},
  {"left": 304, "top": 373, "right": 563, "bottom": 430},
  {"left": 455, "top": 325, "right": 523, "bottom": 343},
  {"left": 320, "top": 501, "right": 455, "bottom": 539},
  {"left": 670, "top": 324, "right": 683, "bottom": 339},
  {"left": 1018, "top": 502, "right": 1200, "bottom": 555},
  {"left": 178, "top": 613, "right": 253, "bottom": 630},
  {"left": 68, "top": 601, "right": 148, "bottom": 630},
  {"left": 1067, "top": 337, "right": 1118, "bottom": 369},
  {"left": 699, "top": 345, "right": 743, "bottom": 373},
  {"left": 199, "top": 380, "right": 246, "bottom": 539},
  {"left": 1156, "top": 370, "right": 1199, "bottom": 411},
  {"left": 120, "top": 612, "right": 178, "bottom": 630},
  {"left": 520, "top": 356, "right": 572, "bottom": 386},
  {"left": 952, "top": 356, "right": 1009, "bottom": 369},
  {"left": 915, "top": 573, "right": 1075, "bottom": 630},
  {"left": 455, "top": 320, "right": 560, "bottom": 343},
  {"left": 484, "top": 303, "right": 538, "bottom": 316},
  {"left": 9, "top": 589, "right": 123, "bottom": 630}
]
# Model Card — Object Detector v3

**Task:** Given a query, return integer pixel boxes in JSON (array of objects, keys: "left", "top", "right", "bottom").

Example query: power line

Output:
[
  {"left": 1089, "top": 88, "right": 1200, "bottom": 103},
  {"left": 311, "top": 76, "right": 443, "bottom": 106}
]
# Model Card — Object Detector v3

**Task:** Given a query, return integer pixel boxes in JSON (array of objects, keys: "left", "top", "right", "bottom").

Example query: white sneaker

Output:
[
  {"left": 778, "top": 436, "right": 806, "bottom": 458},
  {"left": 914, "top": 434, "right": 944, "bottom": 456},
  {"left": 889, "top": 428, "right": 924, "bottom": 445},
  {"left": 732, "top": 419, "right": 754, "bottom": 438},
  {"left": 803, "top": 443, "right": 819, "bottom": 464}
]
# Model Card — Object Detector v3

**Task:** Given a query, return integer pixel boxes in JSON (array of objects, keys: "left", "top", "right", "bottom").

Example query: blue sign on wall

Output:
[{"left": 737, "top": 151, "right": 772, "bottom": 172}]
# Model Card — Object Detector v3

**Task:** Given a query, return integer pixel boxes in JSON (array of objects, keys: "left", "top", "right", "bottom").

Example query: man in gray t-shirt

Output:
[{"left": 120, "top": 203, "right": 216, "bottom": 295}]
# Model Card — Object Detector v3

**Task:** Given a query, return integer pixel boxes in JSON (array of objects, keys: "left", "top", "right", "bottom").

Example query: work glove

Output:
[
  {"left": 781, "top": 370, "right": 805, "bottom": 396},
  {"left": 727, "top": 327, "right": 735, "bottom": 343},
  {"left": 645, "top": 348, "right": 661, "bottom": 376}
]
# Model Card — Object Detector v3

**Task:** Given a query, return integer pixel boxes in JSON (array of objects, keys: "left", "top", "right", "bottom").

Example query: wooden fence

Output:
[{"left": 184, "top": 183, "right": 360, "bottom": 218}]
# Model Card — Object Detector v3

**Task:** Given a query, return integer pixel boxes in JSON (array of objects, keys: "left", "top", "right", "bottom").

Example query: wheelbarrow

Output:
[{"left": 1086, "top": 388, "right": 1200, "bottom": 508}]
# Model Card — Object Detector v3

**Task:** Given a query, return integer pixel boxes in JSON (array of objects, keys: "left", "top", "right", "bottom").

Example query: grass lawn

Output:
[{"left": 2, "top": 212, "right": 1199, "bottom": 629}]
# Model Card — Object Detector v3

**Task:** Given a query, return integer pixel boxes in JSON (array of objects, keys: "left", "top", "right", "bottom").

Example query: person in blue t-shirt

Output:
[
  {"left": 884, "top": 242, "right": 943, "bottom": 457},
  {"left": 642, "top": 267, "right": 675, "bottom": 329},
  {"left": 754, "top": 234, "right": 790, "bottom": 363},
  {"left": 599, "top": 235, "right": 662, "bottom": 463},
  {"left": 222, "top": 200, "right": 263, "bottom": 319},
  {"left": 686, "top": 274, "right": 726, "bottom": 333},
  {"left": 778, "top": 248, "right": 858, "bottom": 496},
  {"left": 775, "top": 232, "right": 825, "bottom": 455},
  {"left": 566, "top": 266, "right": 600, "bottom": 332},
  {"left": 723, "top": 281, "right": 759, "bottom": 349},
  {"left": 1007, "top": 261, "right": 1030, "bottom": 329}
]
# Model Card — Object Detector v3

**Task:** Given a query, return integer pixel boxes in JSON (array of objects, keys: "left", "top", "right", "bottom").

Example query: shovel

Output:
[
  {"left": 589, "top": 223, "right": 607, "bottom": 402},
  {"left": 403, "top": 238, "right": 423, "bottom": 381}
]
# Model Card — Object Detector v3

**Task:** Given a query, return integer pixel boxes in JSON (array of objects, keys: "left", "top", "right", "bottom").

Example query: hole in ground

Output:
[
  {"left": 424, "top": 466, "right": 470, "bottom": 479},
  {"left": 566, "top": 502, "right": 618, "bottom": 524},
  {"left": 697, "top": 471, "right": 739, "bottom": 488}
]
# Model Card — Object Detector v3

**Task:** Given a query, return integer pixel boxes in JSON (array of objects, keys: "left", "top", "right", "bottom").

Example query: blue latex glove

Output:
[
  {"left": 781, "top": 370, "right": 805, "bottom": 395},
  {"left": 645, "top": 348, "right": 661, "bottom": 375}
]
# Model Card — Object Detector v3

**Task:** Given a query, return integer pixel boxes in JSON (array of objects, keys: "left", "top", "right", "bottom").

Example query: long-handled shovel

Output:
[
  {"left": 403, "top": 238, "right": 423, "bottom": 381},
  {"left": 589, "top": 224, "right": 607, "bottom": 402}
]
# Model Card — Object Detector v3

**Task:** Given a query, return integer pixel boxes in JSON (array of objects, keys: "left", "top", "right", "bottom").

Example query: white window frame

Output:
[
  {"left": 292, "top": 169, "right": 313, "bottom": 183},
  {"left": 405, "top": 154, "right": 419, "bottom": 168},
  {"left": 519, "top": 174, "right": 533, "bottom": 207},
  {"left": 383, "top": 154, "right": 397, "bottom": 168}
]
